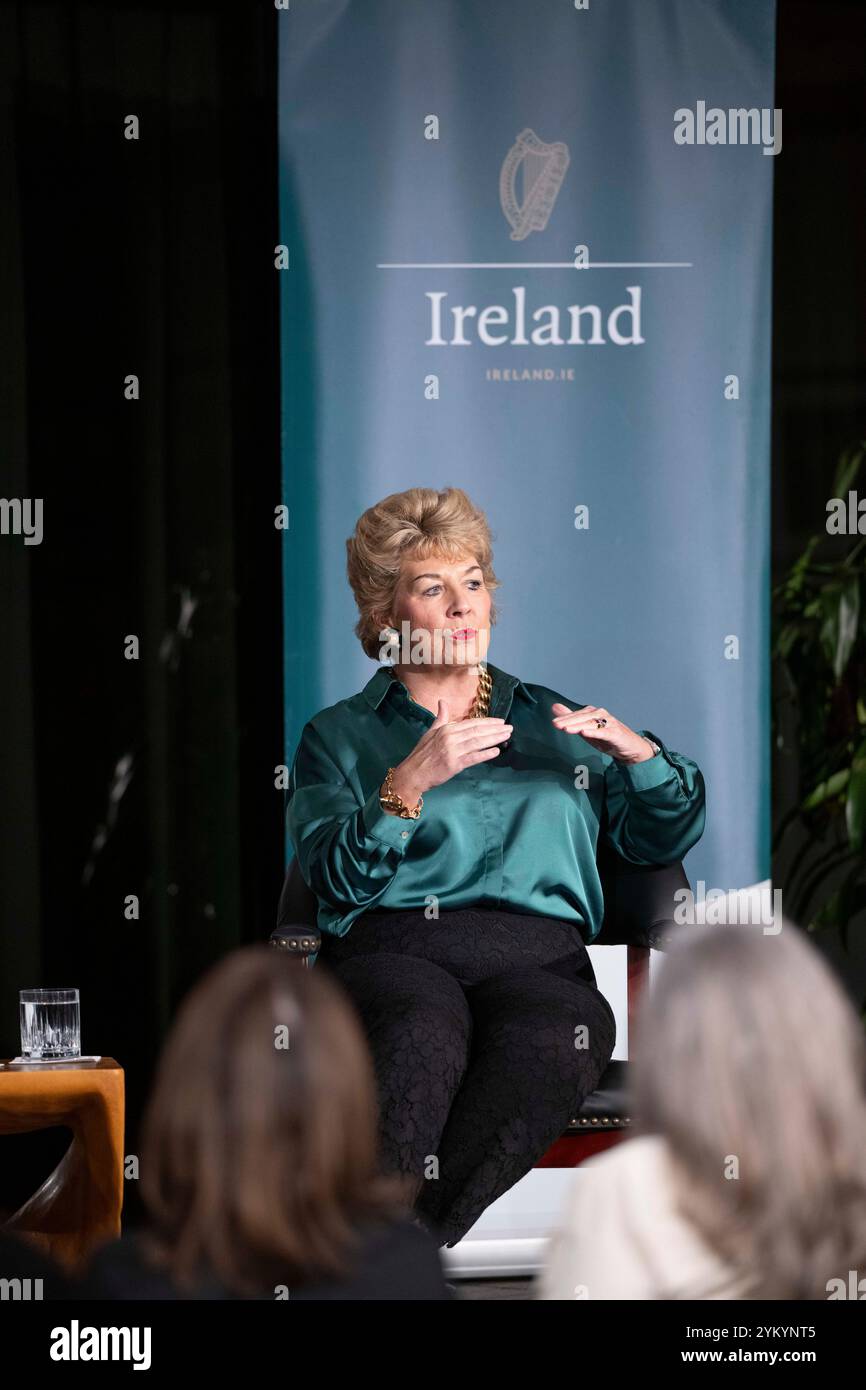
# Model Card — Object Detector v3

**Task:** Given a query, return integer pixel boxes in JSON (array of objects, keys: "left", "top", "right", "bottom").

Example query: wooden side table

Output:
[{"left": 0, "top": 1057, "right": 124, "bottom": 1270}]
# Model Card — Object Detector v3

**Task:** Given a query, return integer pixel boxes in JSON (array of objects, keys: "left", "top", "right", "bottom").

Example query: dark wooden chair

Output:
[{"left": 270, "top": 843, "right": 689, "bottom": 1167}]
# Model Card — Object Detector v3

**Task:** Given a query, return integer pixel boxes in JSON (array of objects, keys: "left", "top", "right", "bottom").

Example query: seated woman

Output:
[
  {"left": 83, "top": 947, "right": 450, "bottom": 1300},
  {"left": 536, "top": 920, "right": 866, "bottom": 1300},
  {"left": 286, "top": 485, "right": 706, "bottom": 1250}
]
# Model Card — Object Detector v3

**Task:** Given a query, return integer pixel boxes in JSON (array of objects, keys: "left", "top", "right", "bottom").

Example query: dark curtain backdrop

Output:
[{"left": 0, "top": 0, "right": 282, "bottom": 1215}]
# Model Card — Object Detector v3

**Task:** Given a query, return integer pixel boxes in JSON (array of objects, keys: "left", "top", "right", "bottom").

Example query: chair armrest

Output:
[
  {"left": 269, "top": 925, "right": 322, "bottom": 959},
  {"left": 572, "top": 1059, "right": 634, "bottom": 1131},
  {"left": 643, "top": 920, "right": 680, "bottom": 952},
  {"left": 272, "top": 858, "right": 321, "bottom": 960},
  {"left": 599, "top": 850, "right": 690, "bottom": 951}
]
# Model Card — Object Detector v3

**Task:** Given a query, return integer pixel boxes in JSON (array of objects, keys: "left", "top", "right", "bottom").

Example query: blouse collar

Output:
[{"left": 361, "top": 661, "right": 537, "bottom": 715}]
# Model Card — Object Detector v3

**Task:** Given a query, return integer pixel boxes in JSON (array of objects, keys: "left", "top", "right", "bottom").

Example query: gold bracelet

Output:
[{"left": 379, "top": 766, "right": 423, "bottom": 819}]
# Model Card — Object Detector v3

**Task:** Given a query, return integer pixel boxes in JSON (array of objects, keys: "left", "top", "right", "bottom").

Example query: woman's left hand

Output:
[{"left": 550, "top": 702, "right": 656, "bottom": 764}]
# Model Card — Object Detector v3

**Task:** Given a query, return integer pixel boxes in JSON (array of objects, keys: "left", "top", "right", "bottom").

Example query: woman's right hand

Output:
[{"left": 387, "top": 701, "right": 512, "bottom": 807}]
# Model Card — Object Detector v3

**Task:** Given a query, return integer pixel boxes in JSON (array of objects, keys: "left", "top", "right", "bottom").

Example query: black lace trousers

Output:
[{"left": 317, "top": 907, "right": 617, "bottom": 1248}]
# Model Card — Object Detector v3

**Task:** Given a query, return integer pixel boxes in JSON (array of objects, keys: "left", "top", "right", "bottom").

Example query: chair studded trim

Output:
[
  {"left": 568, "top": 1115, "right": 633, "bottom": 1129},
  {"left": 269, "top": 927, "right": 321, "bottom": 961}
]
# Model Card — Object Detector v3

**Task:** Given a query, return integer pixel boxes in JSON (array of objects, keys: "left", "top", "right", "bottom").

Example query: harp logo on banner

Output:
[{"left": 500, "top": 129, "right": 570, "bottom": 241}]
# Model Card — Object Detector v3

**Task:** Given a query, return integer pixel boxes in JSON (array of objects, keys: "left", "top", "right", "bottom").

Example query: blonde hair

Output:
[
  {"left": 632, "top": 921, "right": 866, "bottom": 1300},
  {"left": 346, "top": 486, "right": 501, "bottom": 658}
]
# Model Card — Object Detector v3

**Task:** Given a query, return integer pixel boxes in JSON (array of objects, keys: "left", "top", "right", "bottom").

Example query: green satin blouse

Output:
[{"left": 285, "top": 662, "right": 706, "bottom": 945}]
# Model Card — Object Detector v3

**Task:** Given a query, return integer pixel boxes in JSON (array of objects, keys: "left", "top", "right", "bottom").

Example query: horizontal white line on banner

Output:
[{"left": 376, "top": 262, "right": 693, "bottom": 269}]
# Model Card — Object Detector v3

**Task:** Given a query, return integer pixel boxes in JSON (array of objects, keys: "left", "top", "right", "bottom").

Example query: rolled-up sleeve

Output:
[
  {"left": 286, "top": 721, "right": 422, "bottom": 929},
  {"left": 602, "top": 729, "right": 705, "bottom": 865}
]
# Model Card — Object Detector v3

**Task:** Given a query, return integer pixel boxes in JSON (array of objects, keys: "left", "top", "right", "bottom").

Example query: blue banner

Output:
[{"left": 279, "top": 0, "right": 775, "bottom": 893}]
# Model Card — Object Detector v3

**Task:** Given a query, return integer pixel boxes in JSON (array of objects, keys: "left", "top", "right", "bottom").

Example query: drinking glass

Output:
[{"left": 19, "top": 988, "right": 81, "bottom": 1060}]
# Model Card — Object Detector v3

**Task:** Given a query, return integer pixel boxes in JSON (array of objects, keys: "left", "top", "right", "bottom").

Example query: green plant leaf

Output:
[
  {"left": 774, "top": 622, "right": 804, "bottom": 661},
  {"left": 817, "top": 577, "right": 860, "bottom": 680},
  {"left": 780, "top": 535, "right": 820, "bottom": 602},
  {"left": 812, "top": 870, "right": 866, "bottom": 951},
  {"left": 845, "top": 737, "right": 866, "bottom": 853},
  {"left": 802, "top": 769, "right": 850, "bottom": 811}
]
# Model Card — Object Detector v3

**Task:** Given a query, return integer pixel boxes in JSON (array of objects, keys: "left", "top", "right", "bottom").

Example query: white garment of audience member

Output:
[{"left": 536, "top": 1135, "right": 754, "bottom": 1301}]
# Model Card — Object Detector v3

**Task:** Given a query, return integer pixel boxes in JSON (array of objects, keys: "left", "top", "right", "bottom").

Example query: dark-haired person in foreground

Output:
[{"left": 83, "top": 948, "right": 451, "bottom": 1300}]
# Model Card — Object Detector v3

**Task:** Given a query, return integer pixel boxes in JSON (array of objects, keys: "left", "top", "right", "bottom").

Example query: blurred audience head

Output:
[
  {"left": 633, "top": 920, "right": 866, "bottom": 1300},
  {"left": 136, "top": 946, "right": 411, "bottom": 1296}
]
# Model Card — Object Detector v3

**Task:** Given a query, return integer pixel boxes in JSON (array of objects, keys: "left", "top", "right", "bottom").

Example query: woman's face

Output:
[{"left": 385, "top": 552, "right": 492, "bottom": 668}]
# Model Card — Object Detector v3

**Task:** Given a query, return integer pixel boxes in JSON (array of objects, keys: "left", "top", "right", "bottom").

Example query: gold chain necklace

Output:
[
  {"left": 391, "top": 664, "right": 492, "bottom": 718},
  {"left": 467, "top": 664, "right": 492, "bottom": 718}
]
